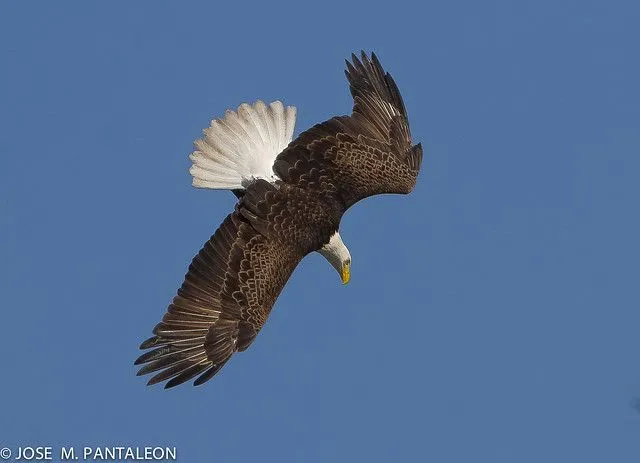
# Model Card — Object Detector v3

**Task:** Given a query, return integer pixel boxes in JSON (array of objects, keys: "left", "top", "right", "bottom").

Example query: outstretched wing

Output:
[
  {"left": 135, "top": 199, "right": 304, "bottom": 388},
  {"left": 273, "top": 51, "right": 422, "bottom": 209}
]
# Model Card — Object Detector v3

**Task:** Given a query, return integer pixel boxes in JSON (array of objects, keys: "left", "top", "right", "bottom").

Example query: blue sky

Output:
[{"left": 1, "top": 1, "right": 639, "bottom": 461}]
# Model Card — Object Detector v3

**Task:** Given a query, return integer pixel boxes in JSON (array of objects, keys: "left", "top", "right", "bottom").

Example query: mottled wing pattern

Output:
[
  {"left": 273, "top": 51, "right": 423, "bottom": 209},
  {"left": 135, "top": 183, "right": 307, "bottom": 388}
]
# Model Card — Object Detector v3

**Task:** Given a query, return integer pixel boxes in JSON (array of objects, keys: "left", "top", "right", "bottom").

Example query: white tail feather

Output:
[{"left": 189, "top": 100, "right": 296, "bottom": 190}]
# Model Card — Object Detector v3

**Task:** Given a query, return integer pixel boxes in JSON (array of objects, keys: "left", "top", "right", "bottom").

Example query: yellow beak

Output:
[{"left": 341, "top": 263, "right": 351, "bottom": 285}]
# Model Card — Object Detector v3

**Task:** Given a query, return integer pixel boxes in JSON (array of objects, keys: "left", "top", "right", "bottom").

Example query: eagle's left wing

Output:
[{"left": 273, "top": 51, "right": 422, "bottom": 210}]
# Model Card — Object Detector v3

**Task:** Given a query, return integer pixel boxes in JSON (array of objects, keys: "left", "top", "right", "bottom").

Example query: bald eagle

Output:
[{"left": 135, "top": 52, "right": 423, "bottom": 388}]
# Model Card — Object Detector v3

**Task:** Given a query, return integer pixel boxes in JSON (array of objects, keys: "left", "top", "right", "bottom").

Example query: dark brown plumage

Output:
[{"left": 135, "top": 51, "right": 422, "bottom": 388}]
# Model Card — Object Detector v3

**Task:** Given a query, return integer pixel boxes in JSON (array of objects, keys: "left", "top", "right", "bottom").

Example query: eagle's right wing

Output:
[{"left": 135, "top": 192, "right": 304, "bottom": 388}]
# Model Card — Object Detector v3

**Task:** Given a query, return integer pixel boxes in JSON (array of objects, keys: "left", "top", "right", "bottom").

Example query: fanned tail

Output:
[{"left": 189, "top": 100, "right": 296, "bottom": 190}]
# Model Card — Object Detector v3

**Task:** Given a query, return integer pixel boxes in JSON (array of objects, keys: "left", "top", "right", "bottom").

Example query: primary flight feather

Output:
[{"left": 135, "top": 51, "right": 423, "bottom": 388}]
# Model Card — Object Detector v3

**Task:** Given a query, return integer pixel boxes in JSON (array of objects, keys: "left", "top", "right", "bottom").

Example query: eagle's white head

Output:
[{"left": 318, "top": 231, "right": 351, "bottom": 285}]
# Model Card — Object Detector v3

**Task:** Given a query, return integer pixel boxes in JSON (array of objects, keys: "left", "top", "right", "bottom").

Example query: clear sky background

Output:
[{"left": 1, "top": 1, "right": 639, "bottom": 462}]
